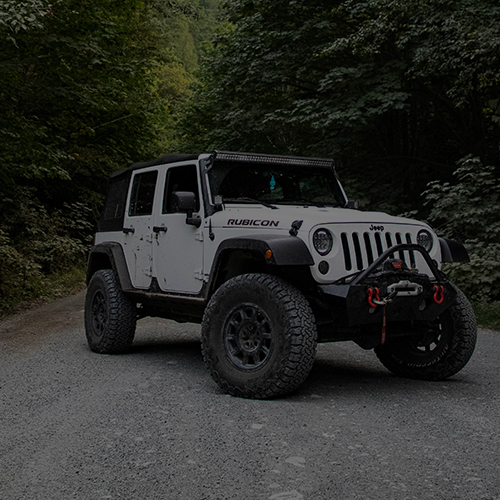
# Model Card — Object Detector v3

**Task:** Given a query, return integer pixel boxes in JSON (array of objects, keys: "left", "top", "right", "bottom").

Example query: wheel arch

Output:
[
  {"left": 205, "top": 235, "right": 315, "bottom": 299},
  {"left": 87, "top": 242, "right": 133, "bottom": 291}
]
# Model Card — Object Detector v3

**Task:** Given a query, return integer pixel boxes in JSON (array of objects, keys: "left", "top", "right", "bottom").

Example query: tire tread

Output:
[
  {"left": 375, "top": 284, "right": 477, "bottom": 380},
  {"left": 201, "top": 273, "right": 317, "bottom": 399},
  {"left": 85, "top": 269, "right": 137, "bottom": 354}
]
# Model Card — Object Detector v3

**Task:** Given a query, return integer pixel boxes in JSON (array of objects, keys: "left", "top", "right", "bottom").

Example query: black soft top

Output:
[
  {"left": 129, "top": 153, "right": 199, "bottom": 170},
  {"left": 111, "top": 153, "right": 199, "bottom": 178}
]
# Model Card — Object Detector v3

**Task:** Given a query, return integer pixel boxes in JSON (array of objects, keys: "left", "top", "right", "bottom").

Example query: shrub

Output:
[
  {"left": 423, "top": 156, "right": 500, "bottom": 302},
  {"left": 0, "top": 197, "right": 93, "bottom": 314}
]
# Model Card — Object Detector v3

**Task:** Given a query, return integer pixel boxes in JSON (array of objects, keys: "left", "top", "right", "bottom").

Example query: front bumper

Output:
[{"left": 317, "top": 243, "right": 455, "bottom": 330}]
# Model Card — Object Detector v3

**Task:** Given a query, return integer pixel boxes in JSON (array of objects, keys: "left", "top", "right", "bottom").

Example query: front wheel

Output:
[
  {"left": 84, "top": 269, "right": 137, "bottom": 353},
  {"left": 201, "top": 274, "right": 317, "bottom": 399},
  {"left": 375, "top": 285, "right": 477, "bottom": 380}
]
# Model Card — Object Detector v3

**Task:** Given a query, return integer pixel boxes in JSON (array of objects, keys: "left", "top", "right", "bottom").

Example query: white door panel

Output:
[
  {"left": 152, "top": 164, "right": 204, "bottom": 294},
  {"left": 122, "top": 168, "right": 159, "bottom": 289},
  {"left": 153, "top": 213, "right": 204, "bottom": 294}
]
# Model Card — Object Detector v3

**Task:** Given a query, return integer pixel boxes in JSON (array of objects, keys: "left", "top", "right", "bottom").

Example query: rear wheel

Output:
[
  {"left": 201, "top": 274, "right": 317, "bottom": 399},
  {"left": 85, "top": 269, "right": 137, "bottom": 353},
  {"left": 375, "top": 285, "right": 476, "bottom": 380}
]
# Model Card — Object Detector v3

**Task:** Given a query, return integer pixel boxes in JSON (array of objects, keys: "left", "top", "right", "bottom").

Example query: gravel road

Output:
[{"left": 1, "top": 291, "right": 499, "bottom": 500}]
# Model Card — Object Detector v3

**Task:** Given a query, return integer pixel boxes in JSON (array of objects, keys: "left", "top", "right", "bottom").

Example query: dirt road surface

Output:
[{"left": 1, "top": 291, "right": 499, "bottom": 500}]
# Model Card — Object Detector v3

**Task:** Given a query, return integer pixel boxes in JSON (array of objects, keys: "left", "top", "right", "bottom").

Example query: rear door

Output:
[{"left": 122, "top": 168, "right": 159, "bottom": 289}]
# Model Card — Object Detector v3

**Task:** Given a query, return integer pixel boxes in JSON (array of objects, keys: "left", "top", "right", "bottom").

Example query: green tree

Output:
[
  {"left": 151, "top": 0, "right": 220, "bottom": 151},
  {"left": 0, "top": 0, "right": 200, "bottom": 311},
  {"left": 0, "top": 0, "right": 220, "bottom": 312},
  {"left": 179, "top": 0, "right": 500, "bottom": 212},
  {"left": 0, "top": 0, "right": 170, "bottom": 208}
]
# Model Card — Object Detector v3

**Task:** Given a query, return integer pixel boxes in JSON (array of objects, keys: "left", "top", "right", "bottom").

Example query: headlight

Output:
[
  {"left": 417, "top": 229, "right": 433, "bottom": 252},
  {"left": 313, "top": 228, "right": 333, "bottom": 255}
]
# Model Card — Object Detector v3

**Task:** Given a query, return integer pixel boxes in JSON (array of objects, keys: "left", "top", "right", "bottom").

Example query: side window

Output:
[
  {"left": 129, "top": 170, "right": 158, "bottom": 216},
  {"left": 163, "top": 165, "right": 200, "bottom": 213},
  {"left": 104, "top": 178, "right": 129, "bottom": 220},
  {"left": 98, "top": 175, "right": 130, "bottom": 232}
]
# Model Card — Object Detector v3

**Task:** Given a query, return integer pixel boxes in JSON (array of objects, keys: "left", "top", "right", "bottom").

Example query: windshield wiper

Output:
[{"left": 224, "top": 197, "right": 279, "bottom": 209}]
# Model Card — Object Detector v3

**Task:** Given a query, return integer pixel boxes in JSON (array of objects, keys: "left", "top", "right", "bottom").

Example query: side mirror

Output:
[
  {"left": 171, "top": 191, "right": 197, "bottom": 212},
  {"left": 171, "top": 191, "right": 201, "bottom": 228},
  {"left": 346, "top": 199, "right": 359, "bottom": 210}
]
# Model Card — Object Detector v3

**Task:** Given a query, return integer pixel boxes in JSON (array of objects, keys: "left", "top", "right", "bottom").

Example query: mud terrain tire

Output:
[
  {"left": 375, "top": 285, "right": 476, "bottom": 380},
  {"left": 201, "top": 273, "right": 317, "bottom": 399},
  {"left": 85, "top": 269, "right": 137, "bottom": 353}
]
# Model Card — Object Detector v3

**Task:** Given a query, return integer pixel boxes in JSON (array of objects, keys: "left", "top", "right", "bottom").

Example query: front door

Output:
[
  {"left": 153, "top": 164, "right": 204, "bottom": 294},
  {"left": 122, "top": 168, "right": 159, "bottom": 289}
]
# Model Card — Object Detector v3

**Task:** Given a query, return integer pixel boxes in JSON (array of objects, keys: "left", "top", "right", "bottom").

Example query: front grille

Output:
[{"left": 341, "top": 231, "right": 416, "bottom": 271}]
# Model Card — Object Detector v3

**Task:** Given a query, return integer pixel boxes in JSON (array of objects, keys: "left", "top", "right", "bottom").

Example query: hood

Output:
[{"left": 210, "top": 204, "right": 432, "bottom": 233}]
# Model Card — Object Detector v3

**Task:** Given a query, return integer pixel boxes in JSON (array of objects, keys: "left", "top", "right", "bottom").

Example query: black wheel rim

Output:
[
  {"left": 402, "top": 315, "right": 451, "bottom": 361},
  {"left": 91, "top": 290, "right": 107, "bottom": 338},
  {"left": 223, "top": 303, "right": 274, "bottom": 371}
]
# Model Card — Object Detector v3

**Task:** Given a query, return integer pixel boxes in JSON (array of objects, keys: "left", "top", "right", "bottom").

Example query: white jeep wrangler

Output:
[{"left": 85, "top": 151, "right": 476, "bottom": 399}]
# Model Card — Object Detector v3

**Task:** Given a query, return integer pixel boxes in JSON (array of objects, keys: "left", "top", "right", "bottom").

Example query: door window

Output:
[
  {"left": 163, "top": 165, "right": 199, "bottom": 214},
  {"left": 129, "top": 170, "right": 158, "bottom": 216}
]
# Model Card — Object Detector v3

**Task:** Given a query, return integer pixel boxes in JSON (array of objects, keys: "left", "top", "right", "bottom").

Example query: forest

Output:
[{"left": 1, "top": 0, "right": 499, "bottom": 324}]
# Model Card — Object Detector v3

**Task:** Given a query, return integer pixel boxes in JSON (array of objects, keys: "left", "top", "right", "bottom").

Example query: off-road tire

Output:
[
  {"left": 85, "top": 269, "right": 137, "bottom": 354},
  {"left": 201, "top": 273, "right": 317, "bottom": 399},
  {"left": 375, "top": 285, "right": 476, "bottom": 380}
]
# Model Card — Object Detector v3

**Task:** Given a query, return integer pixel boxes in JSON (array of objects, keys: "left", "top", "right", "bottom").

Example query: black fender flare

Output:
[
  {"left": 86, "top": 242, "right": 133, "bottom": 290},
  {"left": 205, "top": 234, "right": 314, "bottom": 297},
  {"left": 439, "top": 238, "right": 470, "bottom": 263},
  {"left": 213, "top": 234, "right": 314, "bottom": 266}
]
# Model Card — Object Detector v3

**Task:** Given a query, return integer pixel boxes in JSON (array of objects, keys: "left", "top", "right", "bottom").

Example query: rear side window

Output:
[
  {"left": 129, "top": 170, "right": 158, "bottom": 216},
  {"left": 98, "top": 175, "right": 130, "bottom": 232}
]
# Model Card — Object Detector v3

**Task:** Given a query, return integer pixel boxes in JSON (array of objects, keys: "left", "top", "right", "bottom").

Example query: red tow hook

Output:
[
  {"left": 433, "top": 285, "right": 444, "bottom": 304},
  {"left": 368, "top": 287, "right": 381, "bottom": 308}
]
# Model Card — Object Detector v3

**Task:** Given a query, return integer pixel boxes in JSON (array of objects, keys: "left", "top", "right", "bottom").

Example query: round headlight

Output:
[
  {"left": 417, "top": 229, "right": 433, "bottom": 252},
  {"left": 313, "top": 228, "right": 333, "bottom": 256}
]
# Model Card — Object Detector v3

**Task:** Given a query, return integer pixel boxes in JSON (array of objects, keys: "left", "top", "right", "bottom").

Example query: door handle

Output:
[
  {"left": 122, "top": 226, "right": 135, "bottom": 234},
  {"left": 153, "top": 225, "right": 167, "bottom": 234}
]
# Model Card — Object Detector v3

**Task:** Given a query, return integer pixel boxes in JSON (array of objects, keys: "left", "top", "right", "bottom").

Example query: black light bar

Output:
[{"left": 211, "top": 150, "right": 335, "bottom": 169}]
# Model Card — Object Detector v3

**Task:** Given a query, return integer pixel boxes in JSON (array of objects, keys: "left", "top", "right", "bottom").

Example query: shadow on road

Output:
[
  {"left": 115, "top": 331, "right": 472, "bottom": 401},
  {"left": 131, "top": 338, "right": 202, "bottom": 357}
]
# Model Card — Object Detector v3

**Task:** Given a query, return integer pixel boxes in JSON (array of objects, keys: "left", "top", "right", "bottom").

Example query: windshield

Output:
[{"left": 207, "top": 163, "right": 346, "bottom": 207}]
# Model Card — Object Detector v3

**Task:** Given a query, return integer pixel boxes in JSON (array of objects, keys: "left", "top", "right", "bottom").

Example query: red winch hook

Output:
[
  {"left": 433, "top": 285, "right": 444, "bottom": 304},
  {"left": 367, "top": 287, "right": 387, "bottom": 345}
]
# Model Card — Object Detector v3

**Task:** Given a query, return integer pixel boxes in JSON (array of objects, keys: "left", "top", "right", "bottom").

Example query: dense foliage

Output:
[
  {"left": 423, "top": 156, "right": 500, "bottom": 302},
  {"left": 0, "top": 0, "right": 217, "bottom": 311},
  {"left": 1, "top": 0, "right": 499, "bottom": 313},
  {"left": 175, "top": 0, "right": 500, "bottom": 310},
  {"left": 180, "top": 0, "right": 500, "bottom": 212}
]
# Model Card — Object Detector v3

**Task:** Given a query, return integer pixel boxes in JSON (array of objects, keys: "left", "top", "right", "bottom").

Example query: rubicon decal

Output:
[{"left": 226, "top": 219, "right": 280, "bottom": 227}]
